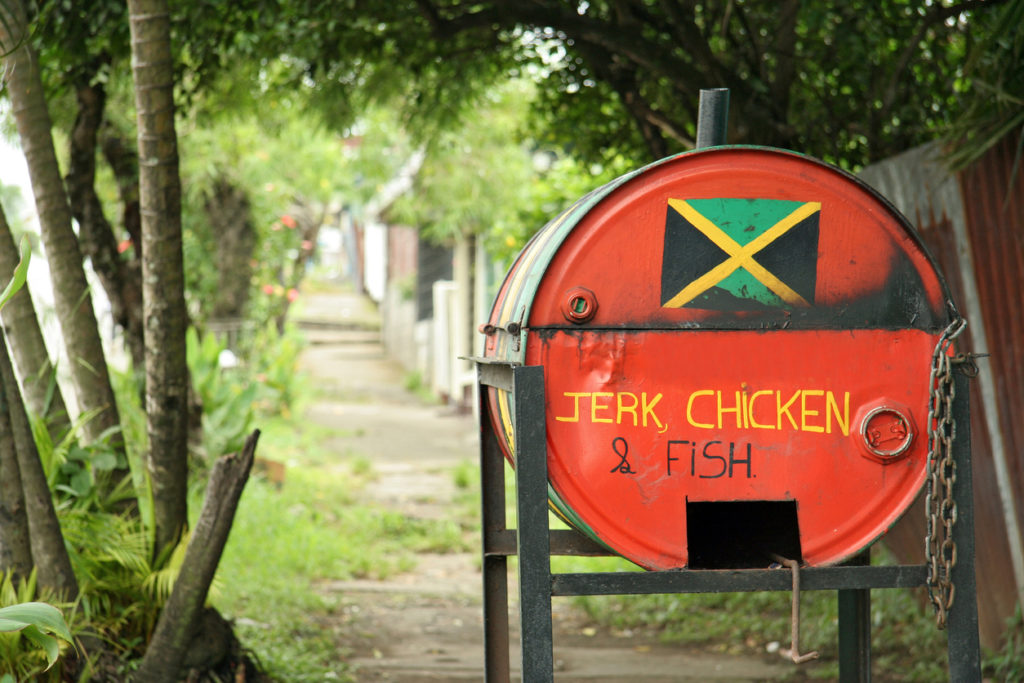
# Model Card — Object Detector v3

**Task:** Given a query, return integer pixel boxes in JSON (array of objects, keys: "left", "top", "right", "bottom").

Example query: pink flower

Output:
[
  {"left": 301, "top": 240, "right": 313, "bottom": 251},
  {"left": 287, "top": 288, "right": 299, "bottom": 302},
  {"left": 281, "top": 214, "right": 297, "bottom": 229},
  {"left": 117, "top": 239, "right": 133, "bottom": 254},
  {"left": 261, "top": 284, "right": 275, "bottom": 295}
]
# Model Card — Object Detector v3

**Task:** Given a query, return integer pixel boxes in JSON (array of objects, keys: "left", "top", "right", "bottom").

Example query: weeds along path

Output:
[{"left": 294, "top": 285, "right": 793, "bottom": 682}]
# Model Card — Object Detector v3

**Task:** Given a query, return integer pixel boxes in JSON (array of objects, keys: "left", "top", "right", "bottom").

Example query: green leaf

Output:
[
  {"left": 70, "top": 468, "right": 93, "bottom": 496},
  {"left": 0, "top": 237, "right": 30, "bottom": 310},
  {"left": 0, "top": 602, "right": 73, "bottom": 640},
  {"left": 92, "top": 451, "right": 119, "bottom": 471},
  {"left": 0, "top": 602, "right": 72, "bottom": 669},
  {"left": 20, "top": 625, "right": 60, "bottom": 669},
  {"left": 66, "top": 445, "right": 90, "bottom": 462}
]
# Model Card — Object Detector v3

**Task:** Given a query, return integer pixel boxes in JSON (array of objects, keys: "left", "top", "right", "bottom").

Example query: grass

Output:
[
  {"left": 553, "top": 559, "right": 950, "bottom": 681},
  {"left": 213, "top": 415, "right": 470, "bottom": 681},
  {"left": 402, "top": 370, "right": 438, "bottom": 404}
]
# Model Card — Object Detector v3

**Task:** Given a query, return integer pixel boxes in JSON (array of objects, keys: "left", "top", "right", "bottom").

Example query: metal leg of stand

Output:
[
  {"left": 838, "top": 550, "right": 871, "bottom": 682},
  {"left": 513, "top": 366, "right": 555, "bottom": 683},
  {"left": 480, "top": 396, "right": 511, "bottom": 683},
  {"left": 483, "top": 554, "right": 510, "bottom": 682},
  {"left": 947, "top": 372, "right": 981, "bottom": 682}
]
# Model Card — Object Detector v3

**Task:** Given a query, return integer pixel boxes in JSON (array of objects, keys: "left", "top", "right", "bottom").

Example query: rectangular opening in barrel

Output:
[{"left": 686, "top": 500, "right": 802, "bottom": 569}]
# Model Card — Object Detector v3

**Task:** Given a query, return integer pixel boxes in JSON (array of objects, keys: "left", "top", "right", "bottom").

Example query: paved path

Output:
[{"left": 293, "top": 286, "right": 795, "bottom": 682}]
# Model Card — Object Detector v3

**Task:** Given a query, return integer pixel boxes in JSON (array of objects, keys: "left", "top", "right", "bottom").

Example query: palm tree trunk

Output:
[
  {"left": 100, "top": 122, "right": 143, "bottom": 258},
  {"left": 0, "top": 204, "right": 71, "bottom": 444},
  {"left": 67, "top": 80, "right": 146, "bottom": 373},
  {"left": 0, "top": 346, "right": 33, "bottom": 581},
  {"left": 205, "top": 177, "right": 256, "bottom": 320},
  {"left": 135, "top": 432, "right": 258, "bottom": 682},
  {"left": 0, "top": 0, "right": 127, "bottom": 489},
  {"left": 0, "top": 334, "right": 78, "bottom": 599},
  {"left": 127, "top": 0, "right": 190, "bottom": 559}
]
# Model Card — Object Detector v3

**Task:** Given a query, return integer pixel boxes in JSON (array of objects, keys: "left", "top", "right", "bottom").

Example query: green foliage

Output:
[
  {"left": 38, "top": 416, "right": 130, "bottom": 510},
  {"left": 554, "top": 551, "right": 950, "bottom": 680},
  {"left": 31, "top": 0, "right": 132, "bottom": 97},
  {"left": 264, "top": 1, "right": 520, "bottom": 145},
  {"left": 187, "top": 321, "right": 308, "bottom": 465},
  {"left": 106, "top": 365, "right": 154, "bottom": 539},
  {"left": 59, "top": 508, "right": 164, "bottom": 659},
  {"left": 0, "top": 574, "right": 72, "bottom": 678},
  {"left": 395, "top": 272, "right": 415, "bottom": 301},
  {"left": 0, "top": 236, "right": 29, "bottom": 309},
  {"left": 385, "top": 78, "right": 624, "bottom": 266},
  {"left": 244, "top": 322, "right": 307, "bottom": 414},
  {"left": 187, "top": 327, "right": 257, "bottom": 460},
  {"left": 389, "top": 81, "right": 535, "bottom": 245},
  {"left": 451, "top": 460, "right": 475, "bottom": 491},
  {"left": 490, "top": 152, "right": 631, "bottom": 266},
  {"left": 215, "top": 465, "right": 462, "bottom": 679},
  {"left": 284, "top": 1, "right": 1003, "bottom": 170},
  {"left": 13, "top": 318, "right": 311, "bottom": 677},
  {"left": 178, "top": 102, "right": 410, "bottom": 329},
  {"left": 24, "top": 393, "right": 133, "bottom": 514},
  {"left": 402, "top": 370, "right": 436, "bottom": 405},
  {"left": 986, "top": 606, "right": 1024, "bottom": 683},
  {"left": 944, "top": 0, "right": 1024, "bottom": 170}
]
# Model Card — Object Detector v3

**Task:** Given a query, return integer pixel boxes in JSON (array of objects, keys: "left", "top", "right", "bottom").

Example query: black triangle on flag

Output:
[
  {"left": 660, "top": 204, "right": 730, "bottom": 307},
  {"left": 754, "top": 211, "right": 820, "bottom": 305}
]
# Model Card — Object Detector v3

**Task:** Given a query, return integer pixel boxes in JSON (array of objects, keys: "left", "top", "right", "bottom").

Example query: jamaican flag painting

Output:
[{"left": 661, "top": 198, "right": 821, "bottom": 311}]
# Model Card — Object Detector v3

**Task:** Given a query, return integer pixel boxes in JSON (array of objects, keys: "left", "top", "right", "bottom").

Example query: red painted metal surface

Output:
[
  {"left": 531, "top": 329, "right": 935, "bottom": 568},
  {"left": 485, "top": 147, "right": 954, "bottom": 571}
]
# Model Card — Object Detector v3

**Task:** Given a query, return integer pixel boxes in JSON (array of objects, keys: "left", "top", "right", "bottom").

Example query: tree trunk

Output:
[
  {"left": 205, "top": 177, "right": 255, "bottom": 321},
  {"left": 127, "top": 0, "right": 190, "bottom": 560},
  {"left": 0, "top": 204, "right": 71, "bottom": 444},
  {"left": 67, "top": 80, "right": 146, "bottom": 372},
  {"left": 0, "top": 347, "right": 33, "bottom": 581},
  {"left": 0, "top": 0, "right": 127, "bottom": 487},
  {"left": 275, "top": 203, "right": 324, "bottom": 332},
  {"left": 134, "top": 431, "right": 259, "bottom": 682},
  {"left": 100, "top": 121, "right": 143, "bottom": 258},
  {"left": 0, "top": 335, "right": 78, "bottom": 599}
]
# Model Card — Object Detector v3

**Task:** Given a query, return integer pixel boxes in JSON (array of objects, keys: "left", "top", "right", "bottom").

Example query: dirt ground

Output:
[{"left": 294, "top": 287, "right": 801, "bottom": 682}]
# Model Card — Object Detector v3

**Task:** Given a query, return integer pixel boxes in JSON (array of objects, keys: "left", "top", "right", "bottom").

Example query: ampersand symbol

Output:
[{"left": 610, "top": 437, "right": 636, "bottom": 474}]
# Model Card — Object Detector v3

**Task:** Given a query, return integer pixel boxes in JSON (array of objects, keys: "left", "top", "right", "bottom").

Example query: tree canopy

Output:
[{"left": 256, "top": 0, "right": 1008, "bottom": 171}]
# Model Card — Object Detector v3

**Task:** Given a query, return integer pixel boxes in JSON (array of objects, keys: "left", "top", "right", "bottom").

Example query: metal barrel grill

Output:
[{"left": 481, "top": 146, "right": 956, "bottom": 571}]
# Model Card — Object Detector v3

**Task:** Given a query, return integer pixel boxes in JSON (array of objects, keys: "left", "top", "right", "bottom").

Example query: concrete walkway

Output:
[{"left": 292, "top": 285, "right": 797, "bottom": 682}]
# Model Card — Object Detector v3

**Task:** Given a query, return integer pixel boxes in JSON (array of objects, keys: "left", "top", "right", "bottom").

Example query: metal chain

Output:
[{"left": 925, "top": 317, "right": 966, "bottom": 629}]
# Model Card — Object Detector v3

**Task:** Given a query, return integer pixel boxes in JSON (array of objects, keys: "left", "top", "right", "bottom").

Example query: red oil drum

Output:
[{"left": 482, "top": 147, "right": 956, "bottom": 571}]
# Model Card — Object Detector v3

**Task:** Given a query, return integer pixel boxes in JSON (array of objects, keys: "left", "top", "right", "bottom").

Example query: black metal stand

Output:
[{"left": 477, "top": 362, "right": 981, "bottom": 682}]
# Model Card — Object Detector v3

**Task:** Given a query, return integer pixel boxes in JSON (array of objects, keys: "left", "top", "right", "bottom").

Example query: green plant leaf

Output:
[
  {"left": 0, "top": 602, "right": 72, "bottom": 670},
  {"left": 70, "top": 469, "right": 93, "bottom": 497},
  {"left": 0, "top": 237, "right": 30, "bottom": 310},
  {"left": 0, "top": 604, "right": 60, "bottom": 634},
  {"left": 20, "top": 625, "right": 60, "bottom": 669},
  {"left": 92, "top": 451, "right": 119, "bottom": 471}
]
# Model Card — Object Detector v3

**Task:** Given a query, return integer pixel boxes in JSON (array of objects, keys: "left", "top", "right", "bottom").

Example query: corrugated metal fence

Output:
[{"left": 860, "top": 131, "right": 1024, "bottom": 650}]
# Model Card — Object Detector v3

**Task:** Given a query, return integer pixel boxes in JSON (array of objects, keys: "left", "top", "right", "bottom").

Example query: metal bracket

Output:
[
  {"left": 478, "top": 308, "right": 525, "bottom": 353},
  {"left": 774, "top": 555, "right": 820, "bottom": 664}
]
